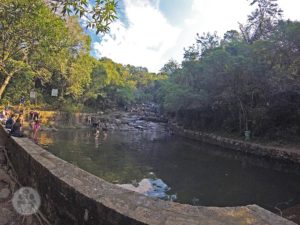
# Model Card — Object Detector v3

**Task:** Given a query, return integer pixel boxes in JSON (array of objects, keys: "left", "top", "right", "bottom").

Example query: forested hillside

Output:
[
  {"left": 1, "top": 0, "right": 299, "bottom": 139},
  {"left": 0, "top": 0, "right": 163, "bottom": 111},
  {"left": 157, "top": 0, "right": 300, "bottom": 139}
]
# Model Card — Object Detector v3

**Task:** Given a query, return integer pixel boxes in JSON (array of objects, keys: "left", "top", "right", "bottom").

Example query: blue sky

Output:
[{"left": 86, "top": 0, "right": 300, "bottom": 72}]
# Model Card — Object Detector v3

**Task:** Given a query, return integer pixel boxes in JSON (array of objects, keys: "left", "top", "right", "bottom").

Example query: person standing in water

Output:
[
  {"left": 33, "top": 119, "right": 41, "bottom": 142},
  {"left": 95, "top": 127, "right": 100, "bottom": 138}
]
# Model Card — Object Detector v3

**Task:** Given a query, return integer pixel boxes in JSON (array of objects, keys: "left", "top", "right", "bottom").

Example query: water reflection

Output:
[
  {"left": 118, "top": 178, "right": 177, "bottom": 200},
  {"left": 95, "top": 137, "right": 99, "bottom": 149},
  {"left": 38, "top": 132, "right": 54, "bottom": 146}
]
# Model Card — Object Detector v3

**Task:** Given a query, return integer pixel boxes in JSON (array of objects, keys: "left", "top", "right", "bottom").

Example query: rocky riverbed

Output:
[{"left": 83, "top": 110, "right": 168, "bottom": 133}]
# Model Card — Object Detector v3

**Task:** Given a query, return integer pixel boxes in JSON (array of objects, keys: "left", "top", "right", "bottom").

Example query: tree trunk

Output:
[{"left": 0, "top": 74, "right": 12, "bottom": 99}]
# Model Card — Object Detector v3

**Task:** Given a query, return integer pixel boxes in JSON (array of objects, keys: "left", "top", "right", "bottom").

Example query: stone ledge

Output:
[
  {"left": 0, "top": 126, "right": 295, "bottom": 225},
  {"left": 170, "top": 123, "right": 300, "bottom": 164}
]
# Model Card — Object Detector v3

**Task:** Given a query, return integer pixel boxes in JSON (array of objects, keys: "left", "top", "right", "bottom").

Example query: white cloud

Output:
[
  {"left": 278, "top": 0, "right": 300, "bottom": 21},
  {"left": 93, "top": 0, "right": 180, "bottom": 72},
  {"left": 93, "top": 0, "right": 300, "bottom": 73}
]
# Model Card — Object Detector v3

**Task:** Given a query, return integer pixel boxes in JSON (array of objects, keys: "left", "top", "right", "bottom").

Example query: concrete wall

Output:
[
  {"left": 0, "top": 126, "right": 295, "bottom": 225},
  {"left": 170, "top": 123, "right": 300, "bottom": 164}
]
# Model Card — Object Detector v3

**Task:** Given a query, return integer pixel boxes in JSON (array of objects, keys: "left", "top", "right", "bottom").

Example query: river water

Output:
[{"left": 38, "top": 120, "right": 300, "bottom": 212}]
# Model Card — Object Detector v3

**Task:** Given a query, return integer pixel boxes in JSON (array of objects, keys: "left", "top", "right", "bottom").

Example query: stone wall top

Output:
[{"left": 170, "top": 123, "right": 300, "bottom": 165}]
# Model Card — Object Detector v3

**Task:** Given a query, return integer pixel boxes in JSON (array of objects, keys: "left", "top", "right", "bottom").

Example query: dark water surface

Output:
[{"left": 38, "top": 123, "right": 300, "bottom": 212}]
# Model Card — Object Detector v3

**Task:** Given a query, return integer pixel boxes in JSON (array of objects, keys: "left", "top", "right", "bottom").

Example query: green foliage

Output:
[
  {"left": 66, "top": 54, "right": 94, "bottom": 99},
  {"left": 240, "top": 0, "right": 283, "bottom": 43},
  {"left": 0, "top": 0, "right": 118, "bottom": 110},
  {"left": 2, "top": 70, "right": 35, "bottom": 104},
  {"left": 159, "top": 18, "right": 300, "bottom": 138},
  {"left": 0, "top": 0, "right": 72, "bottom": 99},
  {"left": 50, "top": 0, "right": 118, "bottom": 34},
  {"left": 83, "top": 58, "right": 163, "bottom": 108}
]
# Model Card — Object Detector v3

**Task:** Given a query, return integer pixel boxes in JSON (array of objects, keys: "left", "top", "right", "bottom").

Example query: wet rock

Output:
[
  {"left": 118, "top": 178, "right": 172, "bottom": 199},
  {"left": 134, "top": 125, "right": 144, "bottom": 130},
  {"left": 114, "top": 119, "right": 121, "bottom": 124}
]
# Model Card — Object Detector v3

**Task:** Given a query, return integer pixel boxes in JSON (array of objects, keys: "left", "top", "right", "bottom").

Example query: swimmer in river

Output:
[
  {"left": 101, "top": 122, "right": 108, "bottom": 140},
  {"left": 95, "top": 127, "right": 100, "bottom": 138},
  {"left": 103, "top": 130, "right": 108, "bottom": 140}
]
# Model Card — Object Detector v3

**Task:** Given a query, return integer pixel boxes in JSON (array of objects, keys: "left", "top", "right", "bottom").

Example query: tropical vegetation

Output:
[
  {"left": 1, "top": 0, "right": 299, "bottom": 139},
  {"left": 157, "top": 0, "right": 300, "bottom": 139}
]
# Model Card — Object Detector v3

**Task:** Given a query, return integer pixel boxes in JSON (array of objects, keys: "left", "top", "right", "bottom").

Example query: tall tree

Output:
[
  {"left": 0, "top": 0, "right": 69, "bottom": 99},
  {"left": 239, "top": 0, "right": 283, "bottom": 43},
  {"left": 160, "top": 59, "right": 180, "bottom": 75},
  {"left": 196, "top": 32, "right": 220, "bottom": 56}
]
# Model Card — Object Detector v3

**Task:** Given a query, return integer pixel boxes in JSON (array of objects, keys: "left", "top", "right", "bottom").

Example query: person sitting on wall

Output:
[
  {"left": 5, "top": 114, "right": 15, "bottom": 129},
  {"left": 1, "top": 106, "right": 8, "bottom": 123},
  {"left": 0, "top": 111, "right": 6, "bottom": 123},
  {"left": 10, "top": 117, "right": 23, "bottom": 137}
]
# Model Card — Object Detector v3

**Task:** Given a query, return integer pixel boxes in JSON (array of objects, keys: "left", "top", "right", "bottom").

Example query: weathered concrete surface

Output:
[
  {"left": 0, "top": 147, "right": 40, "bottom": 225},
  {"left": 170, "top": 122, "right": 300, "bottom": 164},
  {"left": 0, "top": 126, "right": 296, "bottom": 225}
]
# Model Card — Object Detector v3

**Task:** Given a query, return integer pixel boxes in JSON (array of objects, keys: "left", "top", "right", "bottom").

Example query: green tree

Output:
[
  {"left": 196, "top": 32, "right": 220, "bottom": 56},
  {"left": 49, "top": 0, "right": 117, "bottom": 34},
  {"left": 239, "top": 0, "right": 283, "bottom": 43},
  {"left": 0, "top": 0, "right": 69, "bottom": 99},
  {"left": 66, "top": 54, "right": 95, "bottom": 99},
  {"left": 160, "top": 59, "right": 180, "bottom": 75}
]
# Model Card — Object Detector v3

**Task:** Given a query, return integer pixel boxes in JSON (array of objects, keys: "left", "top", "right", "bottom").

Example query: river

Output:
[{"left": 37, "top": 118, "right": 300, "bottom": 213}]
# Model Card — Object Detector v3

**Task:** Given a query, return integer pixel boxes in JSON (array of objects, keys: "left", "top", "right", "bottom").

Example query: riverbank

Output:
[
  {"left": 168, "top": 122, "right": 300, "bottom": 224},
  {"left": 169, "top": 122, "right": 300, "bottom": 164},
  {"left": 32, "top": 109, "right": 300, "bottom": 165},
  {"left": 9, "top": 107, "right": 300, "bottom": 165}
]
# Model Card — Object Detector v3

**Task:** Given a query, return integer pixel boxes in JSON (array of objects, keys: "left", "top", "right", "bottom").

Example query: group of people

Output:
[
  {"left": 3, "top": 109, "right": 41, "bottom": 140},
  {"left": 5, "top": 113, "right": 24, "bottom": 137}
]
